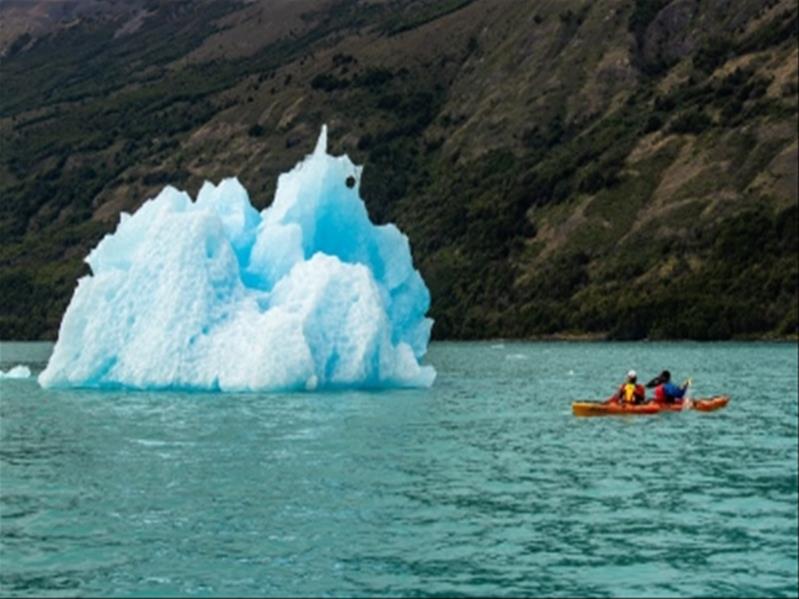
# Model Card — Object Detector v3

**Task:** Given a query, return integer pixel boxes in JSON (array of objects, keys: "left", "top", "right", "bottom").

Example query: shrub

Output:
[
  {"left": 354, "top": 67, "right": 393, "bottom": 89},
  {"left": 643, "top": 113, "right": 663, "bottom": 133},
  {"left": 693, "top": 35, "right": 734, "bottom": 73},
  {"left": 669, "top": 109, "right": 712, "bottom": 134},
  {"left": 628, "top": 0, "right": 669, "bottom": 45},
  {"left": 310, "top": 73, "right": 349, "bottom": 91},
  {"left": 247, "top": 124, "right": 265, "bottom": 137}
]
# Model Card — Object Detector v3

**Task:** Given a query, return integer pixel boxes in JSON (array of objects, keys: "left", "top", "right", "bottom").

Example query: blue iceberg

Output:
[{"left": 39, "top": 127, "right": 435, "bottom": 391}]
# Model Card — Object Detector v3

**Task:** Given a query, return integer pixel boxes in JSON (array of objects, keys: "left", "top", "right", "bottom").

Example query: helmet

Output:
[{"left": 627, "top": 369, "right": 637, "bottom": 379}]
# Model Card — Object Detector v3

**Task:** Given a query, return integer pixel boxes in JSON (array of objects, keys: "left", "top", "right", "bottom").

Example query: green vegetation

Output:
[
  {"left": 629, "top": 0, "right": 670, "bottom": 46},
  {"left": 382, "top": 0, "right": 475, "bottom": 36},
  {"left": 0, "top": 0, "right": 796, "bottom": 341},
  {"left": 669, "top": 109, "right": 713, "bottom": 134}
]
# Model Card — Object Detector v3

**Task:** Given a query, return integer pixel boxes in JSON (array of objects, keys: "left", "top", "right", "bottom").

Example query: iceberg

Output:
[
  {"left": 39, "top": 127, "right": 435, "bottom": 391},
  {"left": 1, "top": 365, "right": 31, "bottom": 379}
]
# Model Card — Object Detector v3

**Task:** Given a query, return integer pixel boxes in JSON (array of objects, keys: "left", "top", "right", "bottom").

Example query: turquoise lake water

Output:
[{"left": 1, "top": 341, "right": 797, "bottom": 597}]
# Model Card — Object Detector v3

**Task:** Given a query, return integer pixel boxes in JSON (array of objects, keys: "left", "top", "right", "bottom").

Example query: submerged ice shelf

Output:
[{"left": 39, "top": 127, "right": 435, "bottom": 391}]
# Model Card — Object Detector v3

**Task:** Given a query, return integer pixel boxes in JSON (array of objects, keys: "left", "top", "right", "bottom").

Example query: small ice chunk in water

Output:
[
  {"left": 1, "top": 365, "right": 31, "bottom": 379},
  {"left": 39, "top": 126, "right": 435, "bottom": 391}
]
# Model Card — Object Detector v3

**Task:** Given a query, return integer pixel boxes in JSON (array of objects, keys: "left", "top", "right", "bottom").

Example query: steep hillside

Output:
[{"left": 1, "top": 0, "right": 796, "bottom": 340}]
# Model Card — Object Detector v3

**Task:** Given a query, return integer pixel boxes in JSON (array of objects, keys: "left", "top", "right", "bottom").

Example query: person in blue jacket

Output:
[{"left": 645, "top": 370, "right": 691, "bottom": 403}]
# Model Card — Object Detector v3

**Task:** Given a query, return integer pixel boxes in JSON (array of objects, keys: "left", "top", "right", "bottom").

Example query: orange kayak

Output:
[
  {"left": 659, "top": 395, "right": 730, "bottom": 412},
  {"left": 572, "top": 395, "right": 730, "bottom": 417}
]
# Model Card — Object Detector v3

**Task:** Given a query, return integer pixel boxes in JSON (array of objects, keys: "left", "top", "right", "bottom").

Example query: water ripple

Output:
[{"left": 1, "top": 341, "right": 797, "bottom": 597}]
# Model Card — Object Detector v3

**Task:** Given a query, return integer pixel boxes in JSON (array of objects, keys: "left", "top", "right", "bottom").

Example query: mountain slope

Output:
[{"left": 0, "top": 0, "right": 796, "bottom": 340}]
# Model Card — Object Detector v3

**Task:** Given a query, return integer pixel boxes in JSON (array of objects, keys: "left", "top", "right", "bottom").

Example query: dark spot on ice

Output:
[{"left": 345, "top": 175, "right": 356, "bottom": 188}]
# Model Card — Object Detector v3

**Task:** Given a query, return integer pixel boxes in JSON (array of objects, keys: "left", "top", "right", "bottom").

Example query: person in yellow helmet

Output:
[{"left": 614, "top": 370, "right": 646, "bottom": 405}]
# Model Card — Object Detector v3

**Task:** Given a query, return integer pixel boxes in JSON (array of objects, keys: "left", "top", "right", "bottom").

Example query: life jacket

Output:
[
  {"left": 654, "top": 384, "right": 666, "bottom": 402},
  {"left": 623, "top": 383, "right": 636, "bottom": 403},
  {"left": 655, "top": 382, "right": 682, "bottom": 403},
  {"left": 621, "top": 383, "right": 645, "bottom": 403}
]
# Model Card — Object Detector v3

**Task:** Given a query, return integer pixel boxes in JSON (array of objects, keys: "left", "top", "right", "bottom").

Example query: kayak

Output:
[
  {"left": 572, "top": 395, "right": 730, "bottom": 417},
  {"left": 659, "top": 395, "right": 730, "bottom": 412},
  {"left": 572, "top": 401, "right": 660, "bottom": 417}
]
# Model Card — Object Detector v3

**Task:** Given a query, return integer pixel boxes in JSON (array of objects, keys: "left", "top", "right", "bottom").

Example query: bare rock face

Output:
[
  {"left": 636, "top": 0, "right": 770, "bottom": 73},
  {"left": 0, "top": 0, "right": 144, "bottom": 56},
  {"left": 640, "top": 0, "right": 701, "bottom": 70}
]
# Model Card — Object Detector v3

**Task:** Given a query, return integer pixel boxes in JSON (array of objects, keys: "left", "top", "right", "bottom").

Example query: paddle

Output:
[{"left": 681, "top": 377, "right": 693, "bottom": 408}]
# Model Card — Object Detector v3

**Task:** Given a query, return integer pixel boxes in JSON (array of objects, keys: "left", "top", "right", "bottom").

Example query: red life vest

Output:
[{"left": 654, "top": 384, "right": 666, "bottom": 402}]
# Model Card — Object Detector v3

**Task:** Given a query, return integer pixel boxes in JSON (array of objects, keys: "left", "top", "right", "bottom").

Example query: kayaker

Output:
[
  {"left": 646, "top": 370, "right": 690, "bottom": 403},
  {"left": 615, "top": 370, "right": 646, "bottom": 404}
]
